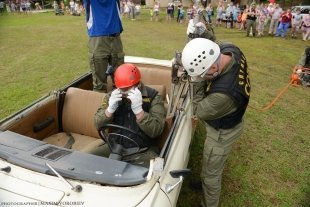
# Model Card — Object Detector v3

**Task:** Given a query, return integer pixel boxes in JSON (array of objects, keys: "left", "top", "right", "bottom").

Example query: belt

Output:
[{"left": 108, "top": 33, "right": 120, "bottom": 37}]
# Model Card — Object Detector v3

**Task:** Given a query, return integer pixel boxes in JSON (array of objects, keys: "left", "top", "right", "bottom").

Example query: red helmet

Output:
[{"left": 114, "top": 64, "right": 141, "bottom": 88}]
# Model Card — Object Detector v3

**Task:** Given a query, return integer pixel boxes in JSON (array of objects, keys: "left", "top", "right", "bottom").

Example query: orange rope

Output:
[
  {"left": 249, "top": 66, "right": 309, "bottom": 112},
  {"left": 248, "top": 80, "right": 295, "bottom": 112},
  {"left": 248, "top": 67, "right": 310, "bottom": 112}
]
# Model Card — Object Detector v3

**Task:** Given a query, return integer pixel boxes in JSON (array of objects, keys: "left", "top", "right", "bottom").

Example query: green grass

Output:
[{"left": 0, "top": 11, "right": 309, "bottom": 207}]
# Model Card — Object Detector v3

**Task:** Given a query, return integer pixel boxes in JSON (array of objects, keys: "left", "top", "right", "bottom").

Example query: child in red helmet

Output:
[{"left": 94, "top": 63, "right": 166, "bottom": 166}]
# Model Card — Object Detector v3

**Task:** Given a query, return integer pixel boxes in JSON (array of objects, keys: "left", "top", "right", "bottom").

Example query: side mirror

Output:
[
  {"left": 165, "top": 169, "right": 191, "bottom": 194},
  {"left": 169, "top": 169, "right": 191, "bottom": 178}
]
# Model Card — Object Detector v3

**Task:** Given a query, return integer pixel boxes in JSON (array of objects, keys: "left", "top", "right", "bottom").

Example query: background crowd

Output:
[
  {"left": 157, "top": 1, "right": 309, "bottom": 41},
  {"left": 117, "top": 0, "right": 309, "bottom": 41},
  {"left": 0, "top": 0, "right": 85, "bottom": 16},
  {"left": 209, "top": 1, "right": 309, "bottom": 41},
  {"left": 0, "top": 0, "right": 309, "bottom": 41}
]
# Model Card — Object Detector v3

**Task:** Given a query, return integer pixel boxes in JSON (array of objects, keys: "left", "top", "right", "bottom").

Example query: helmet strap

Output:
[
  {"left": 213, "top": 71, "right": 219, "bottom": 78},
  {"left": 212, "top": 55, "right": 222, "bottom": 78}
]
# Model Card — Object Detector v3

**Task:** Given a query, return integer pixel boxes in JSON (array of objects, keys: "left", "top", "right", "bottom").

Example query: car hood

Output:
[
  {"left": 0, "top": 130, "right": 162, "bottom": 206},
  {"left": 0, "top": 131, "right": 149, "bottom": 186},
  {"left": 0, "top": 158, "right": 160, "bottom": 206}
]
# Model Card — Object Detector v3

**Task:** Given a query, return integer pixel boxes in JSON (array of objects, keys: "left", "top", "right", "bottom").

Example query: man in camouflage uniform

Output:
[
  {"left": 94, "top": 64, "right": 166, "bottom": 166},
  {"left": 186, "top": 7, "right": 216, "bottom": 42},
  {"left": 181, "top": 38, "right": 250, "bottom": 207},
  {"left": 84, "top": 0, "right": 125, "bottom": 93}
]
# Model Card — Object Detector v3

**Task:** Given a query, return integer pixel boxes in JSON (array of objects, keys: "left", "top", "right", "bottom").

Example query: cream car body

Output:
[{"left": 0, "top": 56, "right": 194, "bottom": 207}]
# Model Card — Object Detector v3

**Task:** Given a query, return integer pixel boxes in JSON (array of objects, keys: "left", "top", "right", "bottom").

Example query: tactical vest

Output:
[
  {"left": 205, "top": 43, "right": 250, "bottom": 130},
  {"left": 113, "top": 86, "right": 158, "bottom": 148},
  {"left": 305, "top": 47, "right": 310, "bottom": 68}
]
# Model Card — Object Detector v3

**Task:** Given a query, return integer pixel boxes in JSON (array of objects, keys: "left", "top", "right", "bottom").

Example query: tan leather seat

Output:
[
  {"left": 43, "top": 87, "right": 105, "bottom": 154},
  {"left": 147, "top": 85, "right": 166, "bottom": 98}
]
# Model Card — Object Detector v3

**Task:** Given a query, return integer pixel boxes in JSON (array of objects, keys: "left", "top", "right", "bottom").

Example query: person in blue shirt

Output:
[{"left": 84, "top": 0, "right": 125, "bottom": 93}]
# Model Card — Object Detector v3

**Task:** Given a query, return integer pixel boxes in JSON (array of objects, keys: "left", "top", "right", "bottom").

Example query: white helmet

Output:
[{"left": 181, "top": 38, "right": 220, "bottom": 77}]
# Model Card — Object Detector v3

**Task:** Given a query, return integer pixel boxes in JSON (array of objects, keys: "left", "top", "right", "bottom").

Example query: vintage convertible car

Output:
[{"left": 0, "top": 56, "right": 196, "bottom": 207}]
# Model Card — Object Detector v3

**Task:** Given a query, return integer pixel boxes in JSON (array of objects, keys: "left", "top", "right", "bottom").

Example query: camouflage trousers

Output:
[
  {"left": 88, "top": 35, "right": 125, "bottom": 93},
  {"left": 201, "top": 121, "right": 244, "bottom": 207}
]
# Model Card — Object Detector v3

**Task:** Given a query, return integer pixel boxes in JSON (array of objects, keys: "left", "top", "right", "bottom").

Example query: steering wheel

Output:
[{"left": 98, "top": 124, "right": 149, "bottom": 158}]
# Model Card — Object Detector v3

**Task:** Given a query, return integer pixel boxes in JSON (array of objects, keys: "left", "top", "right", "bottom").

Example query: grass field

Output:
[{"left": 0, "top": 10, "right": 309, "bottom": 207}]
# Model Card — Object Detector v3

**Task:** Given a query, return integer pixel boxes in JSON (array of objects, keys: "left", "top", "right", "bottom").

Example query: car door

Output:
[{"left": 158, "top": 100, "right": 193, "bottom": 207}]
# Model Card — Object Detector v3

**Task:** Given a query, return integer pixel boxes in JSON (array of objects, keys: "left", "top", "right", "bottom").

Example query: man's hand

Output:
[
  {"left": 195, "top": 22, "right": 207, "bottom": 35},
  {"left": 187, "top": 19, "right": 196, "bottom": 35},
  {"left": 187, "top": 19, "right": 207, "bottom": 36},
  {"left": 128, "top": 87, "right": 143, "bottom": 115},
  {"left": 107, "top": 89, "right": 122, "bottom": 114},
  {"left": 195, "top": 22, "right": 206, "bottom": 29}
]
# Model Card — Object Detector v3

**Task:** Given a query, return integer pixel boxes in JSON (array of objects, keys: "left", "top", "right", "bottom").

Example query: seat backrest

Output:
[
  {"left": 62, "top": 87, "right": 104, "bottom": 139},
  {"left": 139, "top": 65, "right": 171, "bottom": 94},
  {"left": 146, "top": 85, "right": 166, "bottom": 100}
]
